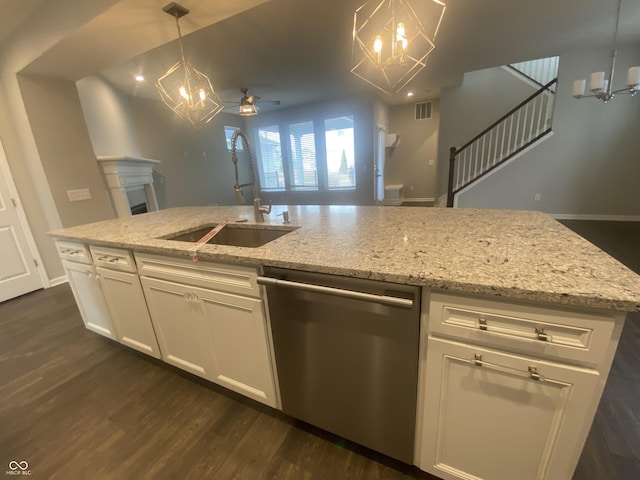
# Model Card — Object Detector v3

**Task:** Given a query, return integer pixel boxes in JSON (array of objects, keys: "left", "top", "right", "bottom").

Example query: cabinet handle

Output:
[
  {"left": 478, "top": 316, "right": 488, "bottom": 330},
  {"left": 62, "top": 248, "right": 79, "bottom": 255},
  {"left": 535, "top": 327, "right": 551, "bottom": 342},
  {"left": 184, "top": 293, "right": 199, "bottom": 303},
  {"left": 97, "top": 255, "right": 119, "bottom": 263},
  {"left": 470, "top": 354, "right": 562, "bottom": 384}
]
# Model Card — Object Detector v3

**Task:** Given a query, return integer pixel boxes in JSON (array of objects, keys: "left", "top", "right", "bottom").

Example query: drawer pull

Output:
[
  {"left": 470, "top": 354, "right": 561, "bottom": 385},
  {"left": 528, "top": 366, "right": 541, "bottom": 381},
  {"left": 97, "top": 255, "right": 120, "bottom": 263},
  {"left": 478, "top": 317, "right": 488, "bottom": 331},
  {"left": 62, "top": 248, "right": 80, "bottom": 255},
  {"left": 535, "top": 327, "right": 551, "bottom": 342},
  {"left": 473, "top": 353, "right": 483, "bottom": 366}
]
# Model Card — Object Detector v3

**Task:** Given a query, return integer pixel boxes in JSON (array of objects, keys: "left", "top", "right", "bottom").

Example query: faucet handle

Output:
[{"left": 259, "top": 200, "right": 272, "bottom": 215}]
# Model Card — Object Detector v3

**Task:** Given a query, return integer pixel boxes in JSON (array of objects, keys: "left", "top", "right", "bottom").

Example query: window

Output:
[
  {"left": 256, "top": 126, "right": 284, "bottom": 190},
  {"left": 254, "top": 113, "right": 356, "bottom": 193},
  {"left": 325, "top": 116, "right": 355, "bottom": 189},
  {"left": 224, "top": 126, "right": 243, "bottom": 151},
  {"left": 289, "top": 121, "right": 318, "bottom": 190}
]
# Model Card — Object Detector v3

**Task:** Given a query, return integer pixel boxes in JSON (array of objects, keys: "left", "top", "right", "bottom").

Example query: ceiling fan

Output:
[{"left": 226, "top": 88, "right": 281, "bottom": 116}]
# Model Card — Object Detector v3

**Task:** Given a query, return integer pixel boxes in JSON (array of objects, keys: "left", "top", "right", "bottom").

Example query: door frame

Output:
[
  {"left": 374, "top": 124, "right": 386, "bottom": 204},
  {"left": 0, "top": 139, "right": 48, "bottom": 293}
]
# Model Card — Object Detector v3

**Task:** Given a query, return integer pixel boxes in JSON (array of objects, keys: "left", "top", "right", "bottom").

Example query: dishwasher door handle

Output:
[{"left": 257, "top": 276, "right": 414, "bottom": 308}]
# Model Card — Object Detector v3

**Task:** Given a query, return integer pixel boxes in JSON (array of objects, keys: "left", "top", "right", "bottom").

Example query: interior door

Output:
[
  {"left": 0, "top": 141, "right": 43, "bottom": 302},
  {"left": 374, "top": 126, "right": 385, "bottom": 204}
]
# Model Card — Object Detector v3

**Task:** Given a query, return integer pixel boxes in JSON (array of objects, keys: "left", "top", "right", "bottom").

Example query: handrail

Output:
[
  {"left": 446, "top": 77, "right": 557, "bottom": 208},
  {"left": 455, "top": 78, "right": 557, "bottom": 155}
]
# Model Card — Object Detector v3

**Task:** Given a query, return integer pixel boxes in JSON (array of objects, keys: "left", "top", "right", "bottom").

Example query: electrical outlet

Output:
[
  {"left": 428, "top": 159, "right": 434, "bottom": 166},
  {"left": 534, "top": 194, "right": 541, "bottom": 201},
  {"left": 409, "top": 185, "right": 415, "bottom": 191},
  {"left": 67, "top": 189, "right": 92, "bottom": 202}
]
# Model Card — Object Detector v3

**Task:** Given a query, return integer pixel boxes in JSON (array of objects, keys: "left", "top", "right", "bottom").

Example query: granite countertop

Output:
[{"left": 49, "top": 205, "right": 640, "bottom": 312}]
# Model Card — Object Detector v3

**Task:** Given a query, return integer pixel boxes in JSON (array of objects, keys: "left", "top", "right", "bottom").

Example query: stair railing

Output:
[
  {"left": 447, "top": 78, "right": 557, "bottom": 207},
  {"left": 509, "top": 56, "right": 559, "bottom": 91}
]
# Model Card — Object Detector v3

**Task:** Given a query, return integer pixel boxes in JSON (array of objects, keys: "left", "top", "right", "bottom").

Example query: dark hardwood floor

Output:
[
  {"left": 560, "top": 220, "right": 640, "bottom": 480},
  {"left": 0, "top": 285, "right": 435, "bottom": 479},
  {"left": 0, "top": 220, "right": 638, "bottom": 479}
]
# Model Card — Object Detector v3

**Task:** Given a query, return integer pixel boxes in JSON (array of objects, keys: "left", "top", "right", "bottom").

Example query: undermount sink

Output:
[{"left": 163, "top": 223, "right": 297, "bottom": 248}]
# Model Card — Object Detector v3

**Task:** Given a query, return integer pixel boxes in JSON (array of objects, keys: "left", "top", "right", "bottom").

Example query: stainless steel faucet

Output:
[{"left": 230, "top": 129, "right": 271, "bottom": 222}]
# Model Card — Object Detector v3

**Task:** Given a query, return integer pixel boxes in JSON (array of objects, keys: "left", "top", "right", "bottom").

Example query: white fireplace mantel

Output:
[{"left": 97, "top": 155, "right": 160, "bottom": 218}]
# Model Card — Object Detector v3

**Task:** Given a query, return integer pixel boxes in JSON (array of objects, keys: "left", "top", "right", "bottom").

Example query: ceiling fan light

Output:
[{"left": 239, "top": 103, "right": 258, "bottom": 116}]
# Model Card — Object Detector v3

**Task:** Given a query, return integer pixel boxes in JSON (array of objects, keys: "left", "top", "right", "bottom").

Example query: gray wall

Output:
[
  {"left": 453, "top": 47, "right": 640, "bottom": 216},
  {"left": 437, "top": 66, "right": 539, "bottom": 198},
  {"left": 128, "top": 95, "right": 249, "bottom": 208},
  {"left": 76, "top": 75, "right": 141, "bottom": 157},
  {"left": 18, "top": 74, "right": 115, "bottom": 226},
  {"left": 386, "top": 99, "right": 440, "bottom": 200}
]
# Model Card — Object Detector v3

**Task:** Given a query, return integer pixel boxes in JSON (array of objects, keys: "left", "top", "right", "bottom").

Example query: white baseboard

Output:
[
  {"left": 48, "top": 275, "right": 68, "bottom": 287},
  {"left": 552, "top": 214, "right": 640, "bottom": 222},
  {"left": 402, "top": 197, "right": 435, "bottom": 203}
]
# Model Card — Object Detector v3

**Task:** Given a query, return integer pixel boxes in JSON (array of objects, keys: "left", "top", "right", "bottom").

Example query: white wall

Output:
[
  {"left": 386, "top": 99, "right": 440, "bottom": 201},
  {"left": 453, "top": 47, "right": 640, "bottom": 217}
]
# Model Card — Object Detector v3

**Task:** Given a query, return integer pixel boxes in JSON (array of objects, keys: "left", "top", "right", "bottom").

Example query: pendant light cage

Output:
[
  {"left": 351, "top": 0, "right": 446, "bottom": 96},
  {"left": 156, "top": 2, "right": 224, "bottom": 128}
]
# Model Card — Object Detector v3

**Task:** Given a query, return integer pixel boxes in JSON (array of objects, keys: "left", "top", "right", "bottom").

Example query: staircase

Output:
[{"left": 446, "top": 57, "right": 558, "bottom": 207}]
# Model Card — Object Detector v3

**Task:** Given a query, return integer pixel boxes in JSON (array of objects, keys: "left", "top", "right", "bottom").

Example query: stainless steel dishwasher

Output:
[{"left": 258, "top": 267, "right": 420, "bottom": 464}]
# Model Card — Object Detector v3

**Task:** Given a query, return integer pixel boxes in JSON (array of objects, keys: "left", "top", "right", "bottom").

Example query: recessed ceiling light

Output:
[
  {"left": 407, "top": 91, "right": 414, "bottom": 97},
  {"left": 135, "top": 75, "right": 145, "bottom": 82}
]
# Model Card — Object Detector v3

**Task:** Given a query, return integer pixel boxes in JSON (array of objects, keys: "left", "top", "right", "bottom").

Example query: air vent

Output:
[{"left": 415, "top": 101, "right": 432, "bottom": 120}]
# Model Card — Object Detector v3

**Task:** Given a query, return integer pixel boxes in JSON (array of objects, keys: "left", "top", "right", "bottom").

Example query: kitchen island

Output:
[{"left": 49, "top": 205, "right": 640, "bottom": 480}]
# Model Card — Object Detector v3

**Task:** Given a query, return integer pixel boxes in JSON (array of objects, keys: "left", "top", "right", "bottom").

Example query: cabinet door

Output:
[
  {"left": 419, "top": 337, "right": 599, "bottom": 480},
  {"left": 97, "top": 267, "right": 161, "bottom": 359},
  {"left": 62, "top": 260, "right": 116, "bottom": 339},
  {"left": 140, "top": 277, "right": 214, "bottom": 379},
  {"left": 197, "top": 287, "right": 277, "bottom": 407}
]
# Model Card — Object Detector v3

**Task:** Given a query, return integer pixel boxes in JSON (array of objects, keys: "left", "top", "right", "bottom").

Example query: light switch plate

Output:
[{"left": 67, "top": 188, "right": 92, "bottom": 201}]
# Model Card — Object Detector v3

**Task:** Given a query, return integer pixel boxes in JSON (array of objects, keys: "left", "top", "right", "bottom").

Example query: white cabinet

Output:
[
  {"left": 137, "top": 253, "right": 278, "bottom": 408},
  {"left": 419, "top": 337, "right": 599, "bottom": 480},
  {"left": 62, "top": 259, "right": 117, "bottom": 340},
  {"left": 58, "top": 241, "right": 160, "bottom": 358},
  {"left": 139, "top": 276, "right": 213, "bottom": 379},
  {"left": 417, "top": 291, "right": 625, "bottom": 480},
  {"left": 89, "top": 244, "right": 161, "bottom": 358},
  {"left": 97, "top": 266, "right": 161, "bottom": 358}
]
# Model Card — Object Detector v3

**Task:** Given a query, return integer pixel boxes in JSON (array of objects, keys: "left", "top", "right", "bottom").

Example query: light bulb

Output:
[
  {"left": 179, "top": 86, "right": 189, "bottom": 100},
  {"left": 396, "top": 22, "right": 407, "bottom": 52},
  {"left": 373, "top": 35, "right": 383, "bottom": 64},
  {"left": 374, "top": 35, "right": 383, "bottom": 53},
  {"left": 199, "top": 89, "right": 206, "bottom": 101}
]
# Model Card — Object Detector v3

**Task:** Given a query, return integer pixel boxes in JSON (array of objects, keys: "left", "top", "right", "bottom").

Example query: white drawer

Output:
[
  {"left": 90, "top": 245, "right": 136, "bottom": 273},
  {"left": 55, "top": 240, "right": 92, "bottom": 264},
  {"left": 135, "top": 252, "right": 260, "bottom": 297},
  {"left": 428, "top": 291, "right": 617, "bottom": 366}
]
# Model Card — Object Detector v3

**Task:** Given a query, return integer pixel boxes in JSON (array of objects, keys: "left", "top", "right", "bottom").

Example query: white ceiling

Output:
[{"left": 9, "top": 0, "right": 640, "bottom": 111}]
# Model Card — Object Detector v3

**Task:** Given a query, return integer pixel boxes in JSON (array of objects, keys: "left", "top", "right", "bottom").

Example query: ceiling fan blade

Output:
[{"left": 255, "top": 99, "right": 281, "bottom": 106}]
